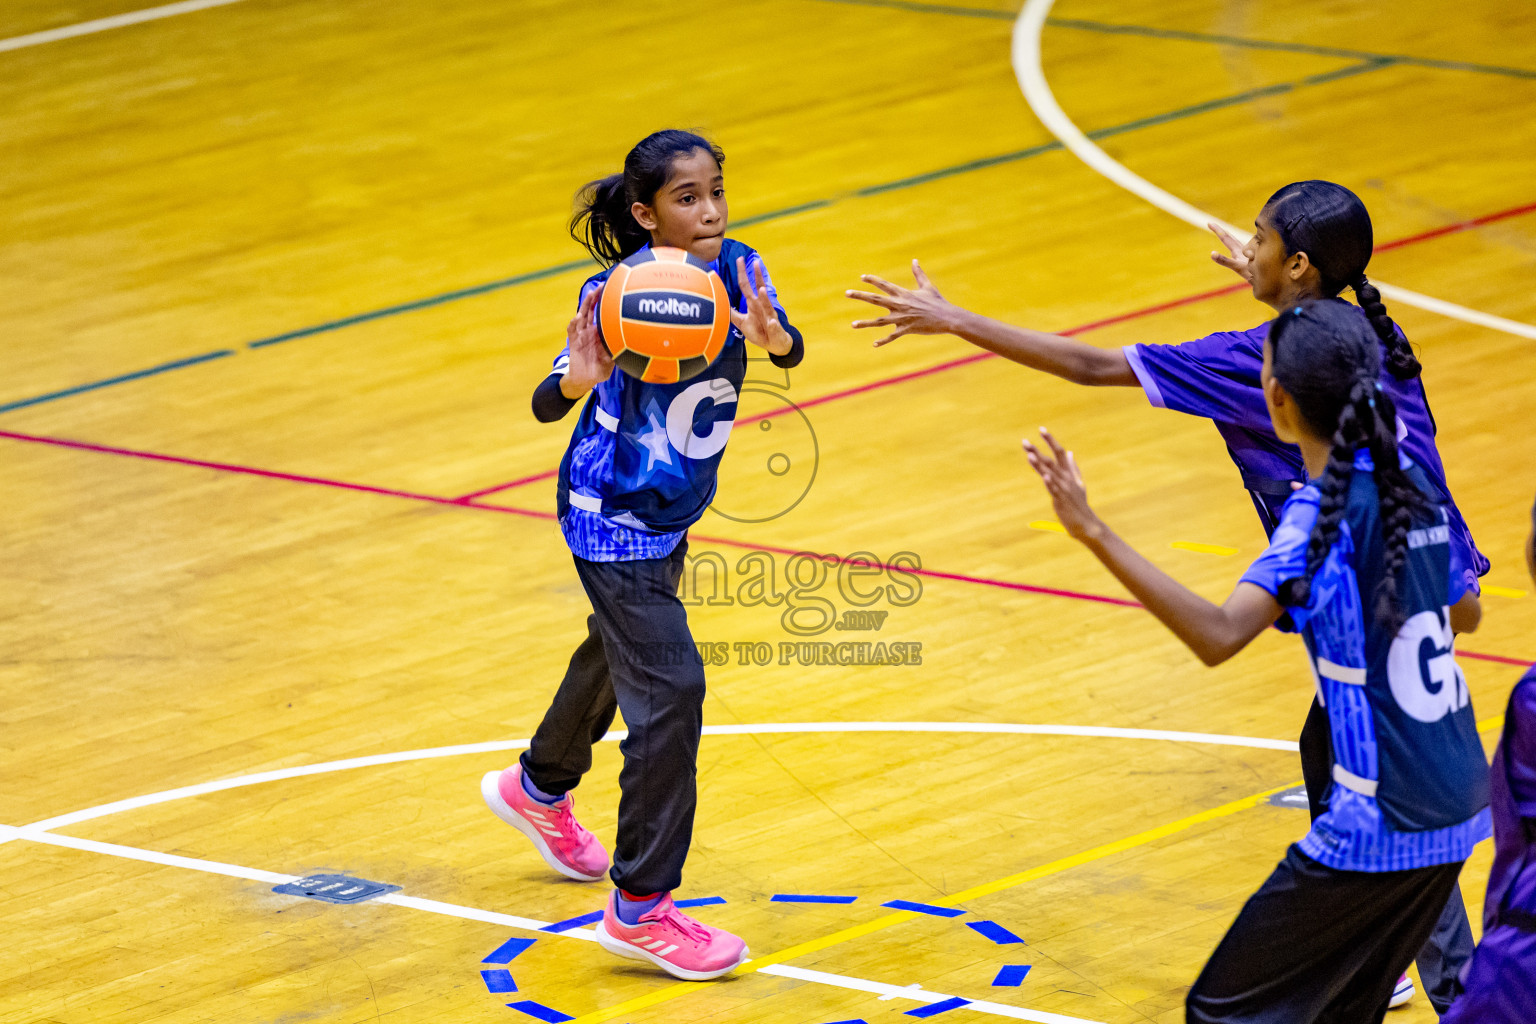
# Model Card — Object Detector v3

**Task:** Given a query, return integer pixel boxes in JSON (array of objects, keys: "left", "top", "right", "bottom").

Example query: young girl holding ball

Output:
[{"left": 483, "top": 129, "right": 803, "bottom": 981}]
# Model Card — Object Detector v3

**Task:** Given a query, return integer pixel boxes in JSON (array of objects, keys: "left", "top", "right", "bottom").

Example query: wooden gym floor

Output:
[{"left": 2, "top": 1, "right": 1534, "bottom": 1021}]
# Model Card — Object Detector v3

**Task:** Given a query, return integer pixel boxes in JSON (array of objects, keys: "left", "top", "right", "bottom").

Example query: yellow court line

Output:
[
  {"left": 1170, "top": 541, "right": 1238, "bottom": 557},
  {"left": 1484, "top": 586, "right": 1528, "bottom": 599},
  {"left": 566, "top": 778, "right": 1300, "bottom": 1024}
]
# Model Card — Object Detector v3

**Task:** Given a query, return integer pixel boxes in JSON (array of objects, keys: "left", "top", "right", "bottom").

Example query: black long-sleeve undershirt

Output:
[
  {"left": 767, "top": 313, "right": 805, "bottom": 369},
  {"left": 531, "top": 373, "right": 580, "bottom": 422}
]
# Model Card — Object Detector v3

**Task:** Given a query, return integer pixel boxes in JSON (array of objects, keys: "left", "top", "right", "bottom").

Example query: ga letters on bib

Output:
[{"left": 1240, "top": 451, "right": 1491, "bottom": 872}]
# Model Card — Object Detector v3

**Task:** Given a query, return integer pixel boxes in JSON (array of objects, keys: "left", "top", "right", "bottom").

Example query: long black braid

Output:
[
  {"left": 1351, "top": 274, "right": 1420, "bottom": 379},
  {"left": 1263, "top": 180, "right": 1422, "bottom": 380},
  {"left": 1271, "top": 302, "right": 1429, "bottom": 627}
]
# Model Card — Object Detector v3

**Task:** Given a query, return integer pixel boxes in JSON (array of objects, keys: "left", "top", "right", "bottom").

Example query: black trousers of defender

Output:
[
  {"left": 1300, "top": 698, "right": 1475, "bottom": 1014},
  {"left": 519, "top": 541, "right": 703, "bottom": 896},
  {"left": 1186, "top": 845, "right": 1464, "bottom": 1024}
]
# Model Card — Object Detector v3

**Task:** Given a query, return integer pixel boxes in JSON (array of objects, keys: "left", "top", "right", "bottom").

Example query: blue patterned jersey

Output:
[
  {"left": 1241, "top": 451, "right": 1491, "bottom": 871},
  {"left": 554, "top": 239, "right": 795, "bottom": 562}
]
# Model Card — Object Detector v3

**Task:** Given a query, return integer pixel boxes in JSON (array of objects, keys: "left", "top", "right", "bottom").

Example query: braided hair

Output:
[
  {"left": 1270, "top": 301, "right": 1429, "bottom": 627},
  {"left": 1263, "top": 181, "right": 1422, "bottom": 380},
  {"left": 570, "top": 130, "right": 725, "bottom": 267}
]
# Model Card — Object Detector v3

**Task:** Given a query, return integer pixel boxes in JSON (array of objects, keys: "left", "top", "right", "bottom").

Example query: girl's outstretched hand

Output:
[
  {"left": 731, "top": 257, "right": 793, "bottom": 356},
  {"left": 563, "top": 284, "right": 614, "bottom": 396},
  {"left": 847, "top": 259, "right": 958, "bottom": 347},
  {"left": 1023, "top": 427, "right": 1104, "bottom": 542},
  {"left": 1208, "top": 222, "right": 1253, "bottom": 284}
]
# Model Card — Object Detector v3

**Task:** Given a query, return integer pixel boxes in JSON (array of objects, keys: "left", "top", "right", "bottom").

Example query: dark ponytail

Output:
[
  {"left": 1270, "top": 301, "right": 1428, "bottom": 627},
  {"left": 570, "top": 129, "right": 726, "bottom": 267},
  {"left": 1263, "top": 180, "right": 1421, "bottom": 381}
]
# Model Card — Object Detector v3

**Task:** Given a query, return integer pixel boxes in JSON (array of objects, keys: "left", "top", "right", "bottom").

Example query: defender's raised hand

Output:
[
  {"left": 1022, "top": 427, "right": 1103, "bottom": 542},
  {"left": 847, "top": 259, "right": 958, "bottom": 347}
]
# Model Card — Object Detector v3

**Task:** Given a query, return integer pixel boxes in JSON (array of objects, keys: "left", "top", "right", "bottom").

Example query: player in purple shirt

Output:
[
  {"left": 1442, "top": 496, "right": 1536, "bottom": 1024},
  {"left": 848, "top": 180, "right": 1486, "bottom": 1013}
]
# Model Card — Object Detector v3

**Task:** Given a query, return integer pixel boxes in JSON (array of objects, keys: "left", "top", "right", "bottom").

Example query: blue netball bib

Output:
[{"left": 1241, "top": 454, "right": 1490, "bottom": 869}]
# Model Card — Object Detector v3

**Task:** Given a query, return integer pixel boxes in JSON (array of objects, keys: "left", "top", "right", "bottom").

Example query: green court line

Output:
[
  {"left": 811, "top": 0, "right": 1536, "bottom": 79},
  {"left": 1046, "top": 16, "right": 1536, "bottom": 80},
  {"left": 854, "top": 58, "right": 1388, "bottom": 195},
  {"left": 1088, "top": 58, "right": 1395, "bottom": 140},
  {"left": 811, "top": 0, "right": 1014, "bottom": 18},
  {"left": 0, "top": 56, "right": 1397, "bottom": 416}
]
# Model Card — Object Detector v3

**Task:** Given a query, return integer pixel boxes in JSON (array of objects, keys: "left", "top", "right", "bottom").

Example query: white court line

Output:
[
  {"left": 15, "top": 827, "right": 293, "bottom": 884},
  {"left": 0, "top": 0, "right": 248, "bottom": 54},
  {"left": 12, "top": 721, "right": 1296, "bottom": 838},
  {"left": 7, "top": 824, "right": 596, "bottom": 937},
  {"left": 762, "top": 964, "right": 1098, "bottom": 1024},
  {"left": 1013, "top": 0, "right": 1536, "bottom": 342},
  {"left": 376, "top": 892, "right": 597, "bottom": 942},
  {"left": 1, "top": 722, "right": 1277, "bottom": 1020},
  {"left": 5, "top": 825, "right": 1096, "bottom": 1023}
]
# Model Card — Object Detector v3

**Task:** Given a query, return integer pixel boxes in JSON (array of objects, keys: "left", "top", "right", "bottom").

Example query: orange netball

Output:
[{"left": 599, "top": 246, "right": 731, "bottom": 383}]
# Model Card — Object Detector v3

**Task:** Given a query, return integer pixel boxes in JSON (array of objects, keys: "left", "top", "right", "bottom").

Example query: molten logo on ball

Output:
[{"left": 635, "top": 297, "right": 704, "bottom": 319}]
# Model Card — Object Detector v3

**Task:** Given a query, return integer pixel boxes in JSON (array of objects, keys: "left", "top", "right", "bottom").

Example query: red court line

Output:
[
  {"left": 1374, "top": 201, "right": 1536, "bottom": 254},
  {"left": 468, "top": 500, "right": 1137, "bottom": 607},
  {"left": 737, "top": 349, "right": 994, "bottom": 427},
  {"left": 471, "top": 500, "right": 1133, "bottom": 607},
  {"left": 2, "top": 426, "right": 1525, "bottom": 665},
  {"left": 453, "top": 469, "right": 559, "bottom": 502},
  {"left": 1459, "top": 650, "right": 1534, "bottom": 667},
  {"left": 454, "top": 195, "right": 1536, "bottom": 499},
  {"left": 474, "top": 500, "right": 1526, "bottom": 660},
  {"left": 0, "top": 429, "right": 553, "bottom": 522},
  {"left": 682, "top": 530, "right": 1143, "bottom": 609}
]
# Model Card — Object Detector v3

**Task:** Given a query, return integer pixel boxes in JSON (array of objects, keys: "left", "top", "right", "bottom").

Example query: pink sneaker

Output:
[
  {"left": 481, "top": 765, "right": 609, "bottom": 882},
  {"left": 595, "top": 891, "right": 748, "bottom": 981}
]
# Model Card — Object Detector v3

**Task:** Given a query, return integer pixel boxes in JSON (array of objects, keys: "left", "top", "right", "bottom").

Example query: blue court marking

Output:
[
  {"left": 0, "top": 350, "right": 234, "bottom": 415},
  {"left": 968, "top": 920, "right": 1024, "bottom": 944},
  {"left": 506, "top": 1001, "right": 574, "bottom": 1023},
  {"left": 882, "top": 899, "right": 966, "bottom": 918},
  {"left": 906, "top": 996, "right": 971, "bottom": 1017},
  {"left": 819, "top": 1020, "right": 870, "bottom": 1023},
  {"left": 539, "top": 910, "right": 603, "bottom": 933},
  {"left": 992, "top": 964, "right": 1032, "bottom": 987},
  {"left": 480, "top": 968, "right": 517, "bottom": 993},
  {"left": 482, "top": 936, "right": 537, "bottom": 964},
  {"left": 815, "top": 0, "right": 1536, "bottom": 78},
  {"left": 673, "top": 896, "right": 727, "bottom": 908},
  {"left": 772, "top": 894, "right": 859, "bottom": 903},
  {"left": 0, "top": 60, "right": 1401, "bottom": 421}
]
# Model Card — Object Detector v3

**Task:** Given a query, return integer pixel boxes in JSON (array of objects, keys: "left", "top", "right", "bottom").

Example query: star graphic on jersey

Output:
[{"left": 630, "top": 404, "right": 676, "bottom": 474}]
